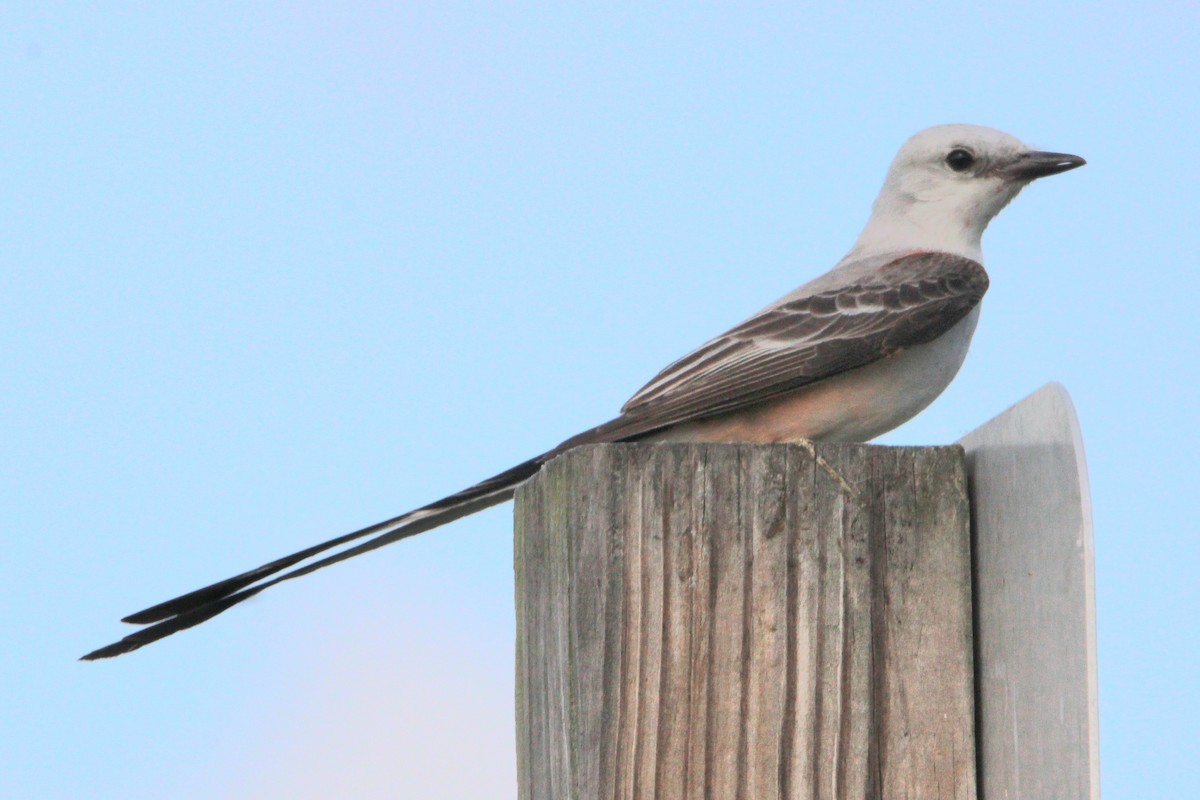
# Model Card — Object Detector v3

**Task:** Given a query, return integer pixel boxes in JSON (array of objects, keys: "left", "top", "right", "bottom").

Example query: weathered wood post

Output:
[
  {"left": 513, "top": 384, "right": 1100, "bottom": 799},
  {"left": 514, "top": 442, "right": 977, "bottom": 799}
]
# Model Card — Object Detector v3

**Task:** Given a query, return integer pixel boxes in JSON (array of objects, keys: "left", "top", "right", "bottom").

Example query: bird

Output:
[{"left": 83, "top": 124, "right": 1084, "bottom": 660}]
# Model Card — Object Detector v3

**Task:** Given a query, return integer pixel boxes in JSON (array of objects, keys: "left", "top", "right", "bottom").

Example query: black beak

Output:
[{"left": 1001, "top": 150, "right": 1087, "bottom": 181}]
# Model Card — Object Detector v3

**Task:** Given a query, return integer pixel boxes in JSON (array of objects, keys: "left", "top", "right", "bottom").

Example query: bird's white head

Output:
[{"left": 847, "top": 124, "right": 1085, "bottom": 263}]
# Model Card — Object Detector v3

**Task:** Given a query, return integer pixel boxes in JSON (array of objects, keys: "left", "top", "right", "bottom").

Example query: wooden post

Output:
[{"left": 514, "top": 442, "right": 976, "bottom": 800}]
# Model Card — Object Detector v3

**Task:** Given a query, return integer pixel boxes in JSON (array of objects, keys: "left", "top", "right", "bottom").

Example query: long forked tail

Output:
[{"left": 80, "top": 456, "right": 548, "bottom": 660}]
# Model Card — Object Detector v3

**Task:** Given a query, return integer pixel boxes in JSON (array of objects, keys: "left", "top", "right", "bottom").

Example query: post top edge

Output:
[{"left": 540, "top": 441, "right": 966, "bottom": 473}]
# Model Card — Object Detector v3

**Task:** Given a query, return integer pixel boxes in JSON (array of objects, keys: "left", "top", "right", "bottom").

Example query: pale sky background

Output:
[{"left": 3, "top": 3, "right": 1197, "bottom": 798}]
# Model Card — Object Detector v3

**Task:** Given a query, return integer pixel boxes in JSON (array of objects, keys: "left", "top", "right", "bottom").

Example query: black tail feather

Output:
[
  {"left": 83, "top": 585, "right": 269, "bottom": 660},
  {"left": 120, "top": 512, "right": 416, "bottom": 625},
  {"left": 83, "top": 457, "right": 546, "bottom": 659}
]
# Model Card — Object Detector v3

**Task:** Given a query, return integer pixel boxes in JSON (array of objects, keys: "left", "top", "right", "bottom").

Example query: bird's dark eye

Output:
[{"left": 945, "top": 148, "right": 976, "bottom": 172}]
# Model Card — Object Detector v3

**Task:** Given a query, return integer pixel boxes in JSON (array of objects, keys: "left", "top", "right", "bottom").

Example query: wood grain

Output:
[{"left": 514, "top": 442, "right": 976, "bottom": 799}]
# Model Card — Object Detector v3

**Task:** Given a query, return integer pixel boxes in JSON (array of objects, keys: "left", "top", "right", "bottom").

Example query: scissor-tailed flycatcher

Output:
[{"left": 84, "top": 124, "right": 1084, "bottom": 660}]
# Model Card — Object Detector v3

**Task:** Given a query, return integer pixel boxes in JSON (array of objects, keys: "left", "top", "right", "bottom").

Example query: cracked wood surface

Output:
[{"left": 514, "top": 442, "right": 975, "bottom": 800}]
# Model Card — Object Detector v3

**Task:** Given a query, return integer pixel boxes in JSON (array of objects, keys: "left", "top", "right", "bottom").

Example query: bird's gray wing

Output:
[{"left": 615, "top": 251, "right": 989, "bottom": 429}]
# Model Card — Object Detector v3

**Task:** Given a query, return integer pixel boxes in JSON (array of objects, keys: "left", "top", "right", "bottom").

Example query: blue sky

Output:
[{"left": 3, "top": 3, "right": 1197, "bottom": 797}]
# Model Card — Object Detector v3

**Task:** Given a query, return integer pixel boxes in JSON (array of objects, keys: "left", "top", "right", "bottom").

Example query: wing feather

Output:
[{"left": 619, "top": 252, "right": 988, "bottom": 426}]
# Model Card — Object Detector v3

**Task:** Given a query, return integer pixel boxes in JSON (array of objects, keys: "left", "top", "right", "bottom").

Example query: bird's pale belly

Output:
[{"left": 657, "top": 305, "right": 981, "bottom": 444}]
